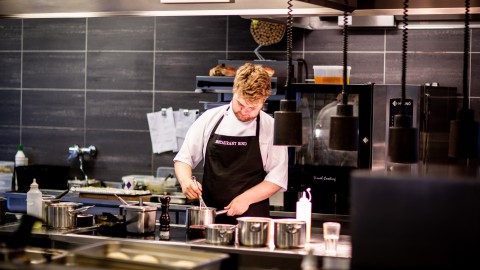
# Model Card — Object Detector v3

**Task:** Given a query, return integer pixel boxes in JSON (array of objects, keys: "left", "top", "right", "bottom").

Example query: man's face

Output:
[{"left": 231, "top": 95, "right": 265, "bottom": 122}]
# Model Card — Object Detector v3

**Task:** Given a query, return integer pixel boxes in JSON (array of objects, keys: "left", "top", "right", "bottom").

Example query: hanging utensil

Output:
[
  {"left": 114, "top": 194, "right": 130, "bottom": 205},
  {"left": 192, "top": 176, "right": 207, "bottom": 209},
  {"left": 54, "top": 189, "right": 70, "bottom": 200}
]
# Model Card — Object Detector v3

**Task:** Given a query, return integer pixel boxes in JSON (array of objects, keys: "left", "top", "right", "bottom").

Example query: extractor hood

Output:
[
  {"left": 2, "top": 0, "right": 480, "bottom": 29},
  {"left": 0, "top": 0, "right": 343, "bottom": 18}
]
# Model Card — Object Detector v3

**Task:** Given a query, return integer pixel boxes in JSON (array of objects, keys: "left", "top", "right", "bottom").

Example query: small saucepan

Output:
[
  {"left": 47, "top": 202, "right": 94, "bottom": 229},
  {"left": 185, "top": 206, "right": 228, "bottom": 229}
]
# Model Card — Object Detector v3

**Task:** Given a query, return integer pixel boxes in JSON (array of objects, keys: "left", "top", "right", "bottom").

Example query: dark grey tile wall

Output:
[{"left": 0, "top": 16, "right": 479, "bottom": 183}]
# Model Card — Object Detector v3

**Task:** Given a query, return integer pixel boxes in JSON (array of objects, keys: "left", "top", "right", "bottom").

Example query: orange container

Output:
[{"left": 313, "top": 66, "right": 351, "bottom": 85}]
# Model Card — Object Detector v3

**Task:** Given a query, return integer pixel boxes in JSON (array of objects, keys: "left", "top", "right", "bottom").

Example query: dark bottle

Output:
[{"left": 159, "top": 194, "right": 171, "bottom": 240}]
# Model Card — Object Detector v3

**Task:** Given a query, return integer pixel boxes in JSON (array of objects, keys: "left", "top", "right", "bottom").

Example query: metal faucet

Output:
[{"left": 68, "top": 144, "right": 97, "bottom": 180}]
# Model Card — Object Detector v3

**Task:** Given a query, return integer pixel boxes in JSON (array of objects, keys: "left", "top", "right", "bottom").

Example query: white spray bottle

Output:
[{"left": 296, "top": 187, "right": 312, "bottom": 243}]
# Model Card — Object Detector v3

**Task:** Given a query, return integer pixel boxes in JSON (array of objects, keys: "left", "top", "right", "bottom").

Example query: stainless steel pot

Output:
[
  {"left": 237, "top": 217, "right": 271, "bottom": 247},
  {"left": 41, "top": 198, "right": 60, "bottom": 224},
  {"left": 47, "top": 202, "right": 94, "bottom": 229},
  {"left": 120, "top": 204, "right": 157, "bottom": 234},
  {"left": 185, "top": 206, "right": 228, "bottom": 228},
  {"left": 273, "top": 219, "right": 306, "bottom": 249},
  {"left": 205, "top": 224, "right": 236, "bottom": 245}
]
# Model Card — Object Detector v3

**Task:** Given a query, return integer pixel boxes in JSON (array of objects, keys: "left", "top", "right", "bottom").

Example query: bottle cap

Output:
[
  {"left": 30, "top": 178, "right": 39, "bottom": 188},
  {"left": 18, "top": 144, "right": 24, "bottom": 151},
  {"left": 299, "top": 187, "right": 312, "bottom": 202}
]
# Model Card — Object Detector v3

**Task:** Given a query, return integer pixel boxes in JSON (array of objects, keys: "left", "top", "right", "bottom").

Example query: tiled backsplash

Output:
[{"left": 0, "top": 16, "right": 479, "bottom": 182}]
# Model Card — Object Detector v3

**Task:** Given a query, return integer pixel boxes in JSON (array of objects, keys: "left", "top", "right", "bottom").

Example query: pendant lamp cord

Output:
[
  {"left": 400, "top": 0, "right": 409, "bottom": 116},
  {"left": 342, "top": 0, "right": 349, "bottom": 105},
  {"left": 285, "top": 0, "right": 293, "bottom": 92},
  {"left": 463, "top": 0, "right": 470, "bottom": 110}
]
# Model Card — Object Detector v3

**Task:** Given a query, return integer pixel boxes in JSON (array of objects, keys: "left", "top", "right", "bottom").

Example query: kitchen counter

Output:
[
  {"left": 0, "top": 213, "right": 351, "bottom": 270},
  {"left": 0, "top": 190, "right": 351, "bottom": 234}
]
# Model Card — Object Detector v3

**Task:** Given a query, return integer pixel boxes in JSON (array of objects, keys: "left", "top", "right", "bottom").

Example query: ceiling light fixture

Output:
[
  {"left": 328, "top": 0, "right": 359, "bottom": 151},
  {"left": 387, "top": 0, "right": 419, "bottom": 164},
  {"left": 448, "top": 0, "right": 480, "bottom": 159},
  {"left": 273, "top": 0, "right": 302, "bottom": 146}
]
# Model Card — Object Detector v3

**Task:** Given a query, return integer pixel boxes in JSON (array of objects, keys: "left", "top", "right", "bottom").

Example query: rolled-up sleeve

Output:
[{"left": 260, "top": 112, "right": 289, "bottom": 191}]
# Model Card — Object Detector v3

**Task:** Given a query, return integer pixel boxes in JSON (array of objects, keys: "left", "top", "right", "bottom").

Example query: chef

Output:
[{"left": 174, "top": 63, "right": 288, "bottom": 224}]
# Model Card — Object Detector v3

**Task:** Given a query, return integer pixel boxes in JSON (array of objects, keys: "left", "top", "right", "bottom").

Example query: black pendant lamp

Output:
[
  {"left": 448, "top": 0, "right": 480, "bottom": 159},
  {"left": 387, "top": 0, "right": 419, "bottom": 164},
  {"left": 329, "top": 0, "right": 359, "bottom": 151},
  {"left": 274, "top": 0, "right": 302, "bottom": 146}
]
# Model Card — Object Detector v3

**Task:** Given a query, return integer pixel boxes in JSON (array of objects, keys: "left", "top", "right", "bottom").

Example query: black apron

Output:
[{"left": 203, "top": 107, "right": 269, "bottom": 224}]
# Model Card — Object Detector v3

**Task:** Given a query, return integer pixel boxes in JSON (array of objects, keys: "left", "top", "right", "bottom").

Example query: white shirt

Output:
[{"left": 173, "top": 103, "right": 288, "bottom": 191}]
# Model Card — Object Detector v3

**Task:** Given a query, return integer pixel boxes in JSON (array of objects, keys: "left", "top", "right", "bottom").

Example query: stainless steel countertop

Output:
[{"left": 0, "top": 213, "right": 351, "bottom": 259}]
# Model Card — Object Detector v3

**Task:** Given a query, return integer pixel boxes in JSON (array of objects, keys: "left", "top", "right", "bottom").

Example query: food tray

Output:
[
  {"left": 69, "top": 241, "right": 228, "bottom": 270},
  {"left": 71, "top": 186, "right": 151, "bottom": 195}
]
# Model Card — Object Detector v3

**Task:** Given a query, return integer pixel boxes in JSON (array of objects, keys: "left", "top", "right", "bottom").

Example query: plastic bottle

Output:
[
  {"left": 159, "top": 193, "right": 171, "bottom": 240},
  {"left": 15, "top": 144, "right": 28, "bottom": 167},
  {"left": 296, "top": 187, "right": 312, "bottom": 243},
  {"left": 13, "top": 144, "right": 28, "bottom": 191},
  {"left": 26, "top": 178, "right": 43, "bottom": 219}
]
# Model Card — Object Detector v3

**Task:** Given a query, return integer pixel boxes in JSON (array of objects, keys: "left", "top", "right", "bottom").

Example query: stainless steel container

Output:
[
  {"left": 205, "top": 224, "right": 236, "bottom": 245},
  {"left": 273, "top": 219, "right": 306, "bottom": 249},
  {"left": 120, "top": 204, "right": 157, "bottom": 234},
  {"left": 185, "top": 206, "right": 227, "bottom": 228},
  {"left": 41, "top": 198, "right": 60, "bottom": 224},
  {"left": 47, "top": 202, "right": 92, "bottom": 229},
  {"left": 237, "top": 217, "right": 271, "bottom": 247}
]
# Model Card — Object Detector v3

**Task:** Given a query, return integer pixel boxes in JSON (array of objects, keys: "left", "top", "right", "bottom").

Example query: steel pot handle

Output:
[
  {"left": 249, "top": 223, "right": 262, "bottom": 232},
  {"left": 218, "top": 229, "right": 227, "bottom": 238},
  {"left": 215, "top": 209, "right": 228, "bottom": 216},
  {"left": 68, "top": 205, "right": 95, "bottom": 216},
  {"left": 286, "top": 224, "right": 300, "bottom": 234}
]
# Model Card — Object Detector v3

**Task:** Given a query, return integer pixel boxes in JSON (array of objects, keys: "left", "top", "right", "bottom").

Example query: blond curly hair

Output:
[{"left": 233, "top": 63, "right": 271, "bottom": 103}]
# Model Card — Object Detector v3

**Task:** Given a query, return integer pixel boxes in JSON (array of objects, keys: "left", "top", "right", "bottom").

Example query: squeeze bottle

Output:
[
  {"left": 13, "top": 144, "right": 28, "bottom": 191},
  {"left": 296, "top": 187, "right": 312, "bottom": 243},
  {"left": 15, "top": 144, "right": 28, "bottom": 167},
  {"left": 27, "top": 178, "right": 43, "bottom": 219}
]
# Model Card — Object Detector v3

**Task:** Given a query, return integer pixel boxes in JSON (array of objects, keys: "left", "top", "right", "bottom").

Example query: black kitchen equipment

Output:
[
  {"left": 0, "top": 197, "right": 6, "bottom": 224},
  {"left": 14, "top": 165, "right": 70, "bottom": 192},
  {"left": 350, "top": 170, "right": 480, "bottom": 269},
  {"left": 284, "top": 83, "right": 374, "bottom": 215}
]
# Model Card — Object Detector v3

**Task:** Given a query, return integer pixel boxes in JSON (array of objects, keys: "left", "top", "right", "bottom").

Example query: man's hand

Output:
[
  {"left": 181, "top": 178, "right": 202, "bottom": 200},
  {"left": 224, "top": 194, "right": 250, "bottom": 216}
]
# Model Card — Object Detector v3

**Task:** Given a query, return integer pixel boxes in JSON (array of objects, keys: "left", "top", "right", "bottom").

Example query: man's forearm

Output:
[
  {"left": 238, "top": 181, "right": 282, "bottom": 205},
  {"left": 174, "top": 161, "right": 193, "bottom": 186}
]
